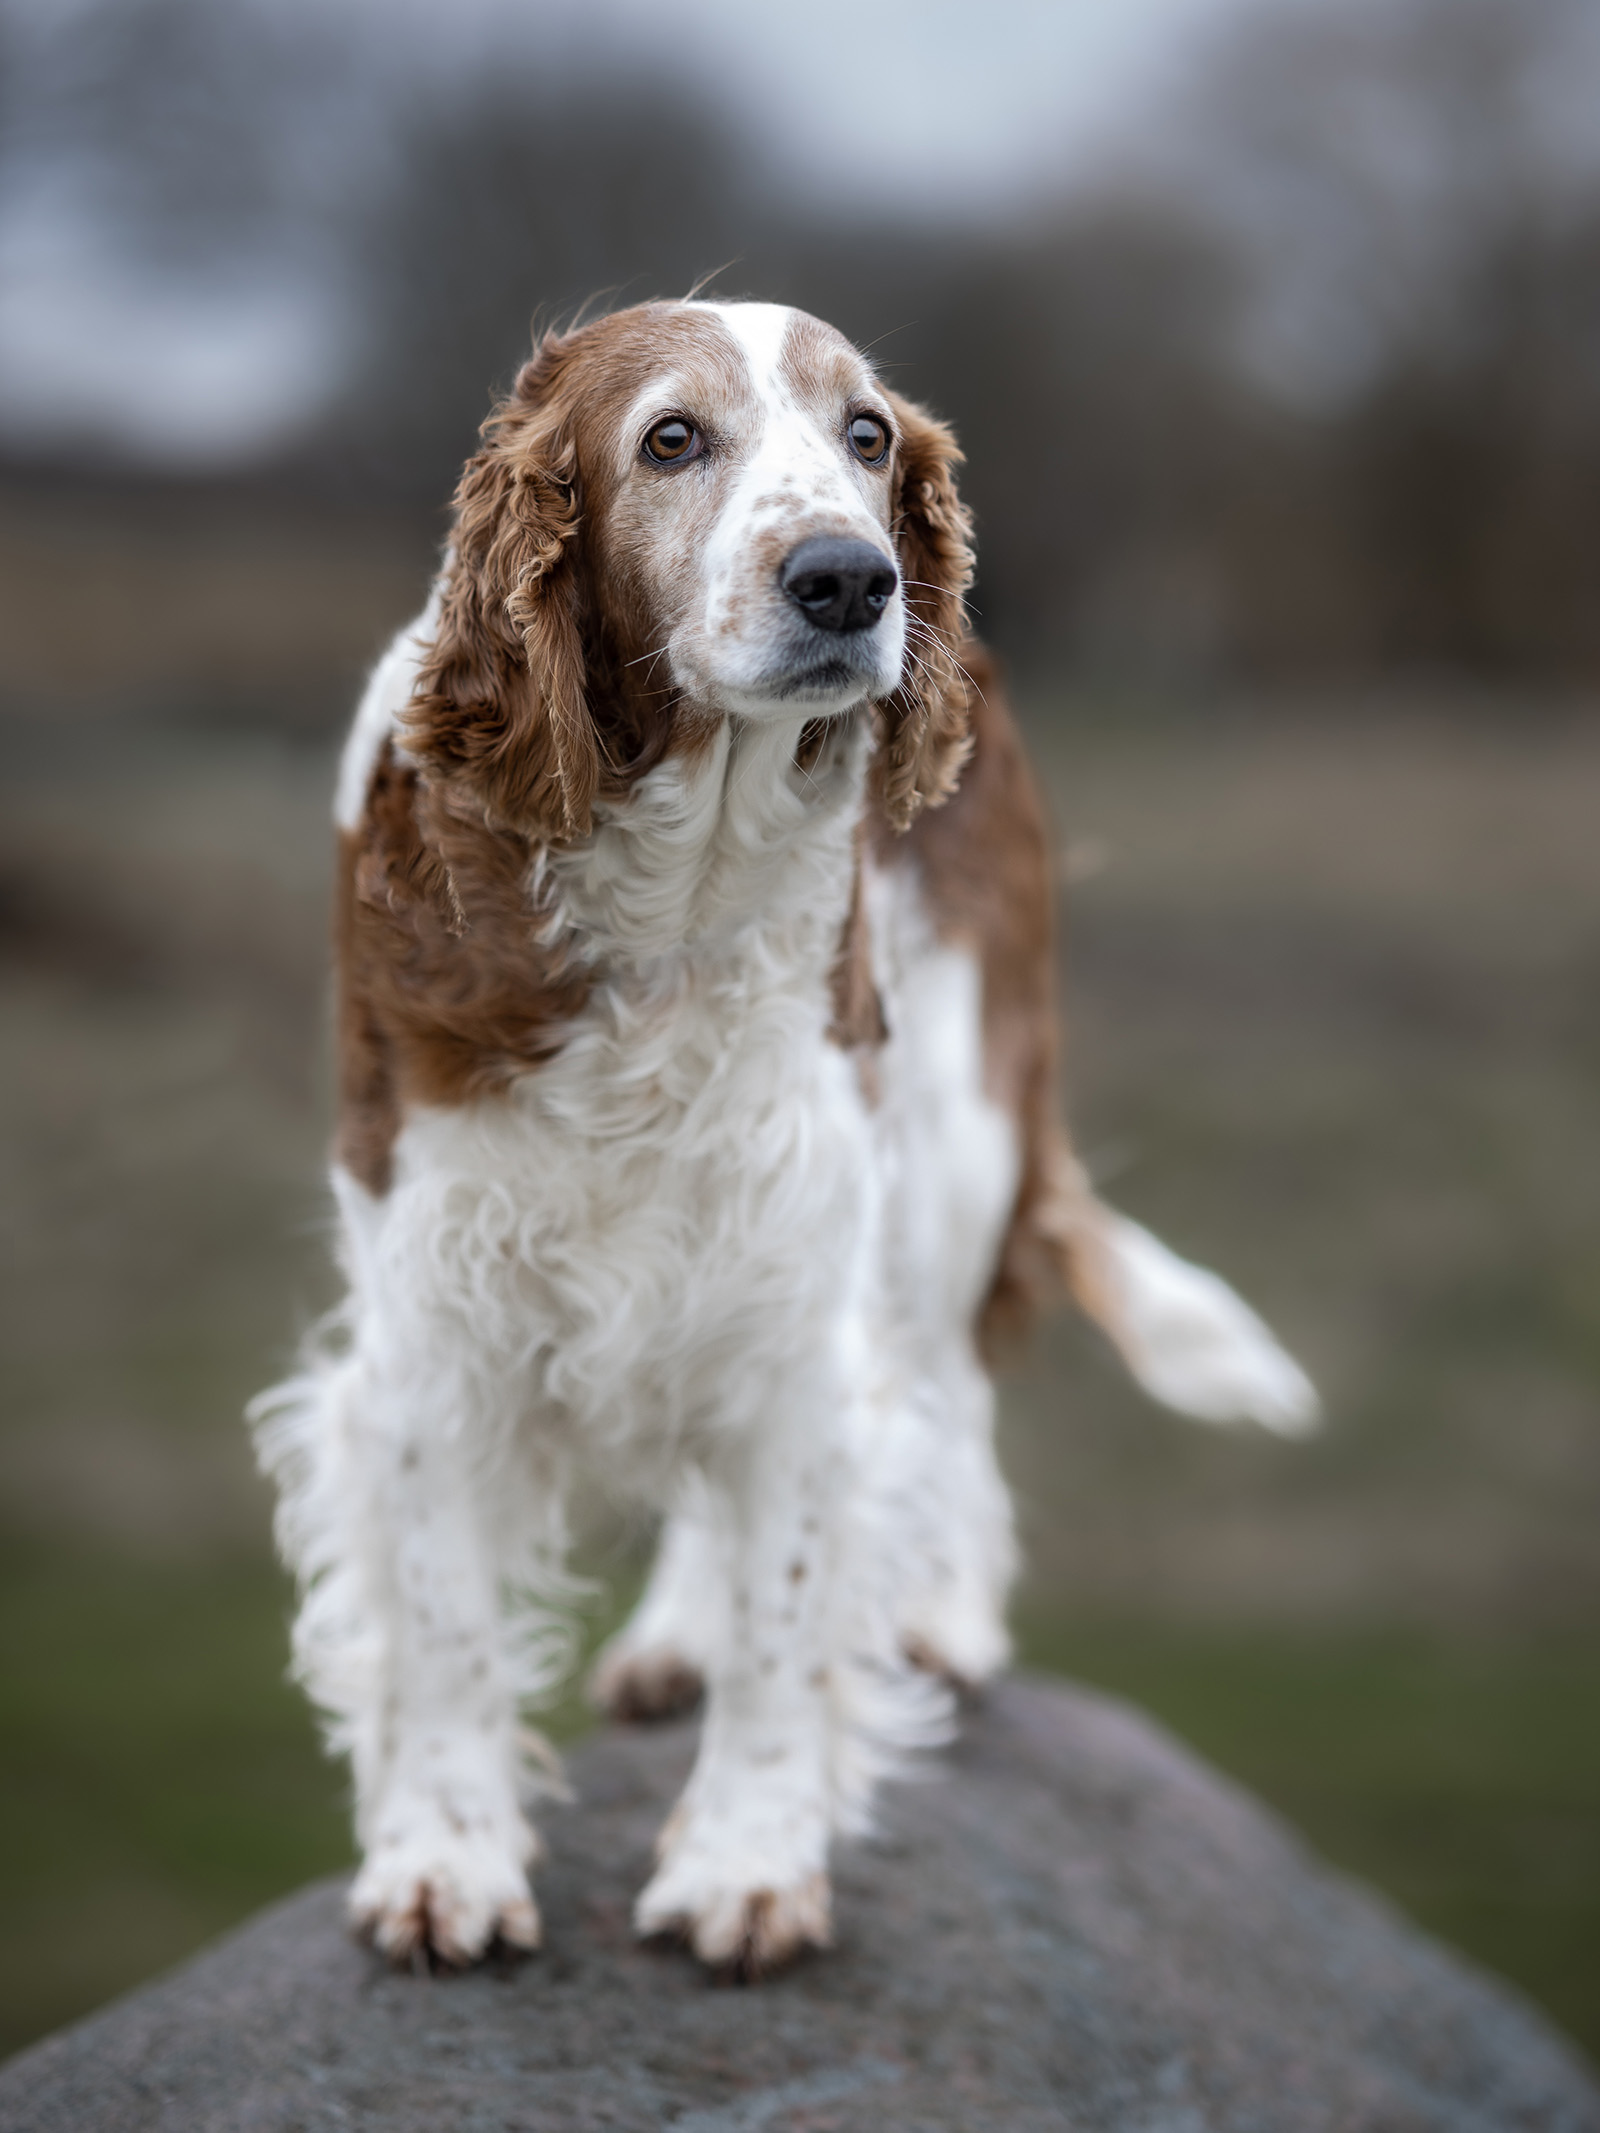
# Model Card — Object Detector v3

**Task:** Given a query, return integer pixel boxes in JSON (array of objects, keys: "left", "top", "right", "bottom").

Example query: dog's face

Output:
[
  {"left": 408, "top": 300, "right": 975, "bottom": 840},
  {"left": 580, "top": 303, "right": 906, "bottom": 719}
]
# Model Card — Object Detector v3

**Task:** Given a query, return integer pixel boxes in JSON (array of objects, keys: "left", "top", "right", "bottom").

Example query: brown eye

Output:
[
  {"left": 644, "top": 417, "right": 700, "bottom": 464},
  {"left": 848, "top": 413, "right": 890, "bottom": 465}
]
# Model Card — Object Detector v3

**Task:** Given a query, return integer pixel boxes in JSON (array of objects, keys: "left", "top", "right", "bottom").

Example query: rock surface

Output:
[{"left": 3, "top": 1675, "right": 1596, "bottom": 2131}]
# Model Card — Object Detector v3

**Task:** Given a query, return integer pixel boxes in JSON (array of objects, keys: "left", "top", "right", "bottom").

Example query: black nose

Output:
[{"left": 780, "top": 537, "right": 898, "bottom": 634}]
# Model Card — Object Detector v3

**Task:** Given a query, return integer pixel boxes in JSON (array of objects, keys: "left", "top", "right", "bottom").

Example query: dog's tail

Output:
[{"left": 1011, "top": 1140, "right": 1320, "bottom": 1436}]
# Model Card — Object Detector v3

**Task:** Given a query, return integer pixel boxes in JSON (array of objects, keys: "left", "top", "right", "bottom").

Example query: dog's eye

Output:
[
  {"left": 643, "top": 417, "right": 701, "bottom": 465},
  {"left": 848, "top": 414, "right": 890, "bottom": 465}
]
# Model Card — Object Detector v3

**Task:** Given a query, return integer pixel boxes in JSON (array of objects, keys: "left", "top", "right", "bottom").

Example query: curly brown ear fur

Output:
[
  {"left": 407, "top": 341, "right": 597, "bottom": 839},
  {"left": 877, "top": 389, "right": 977, "bottom": 830}
]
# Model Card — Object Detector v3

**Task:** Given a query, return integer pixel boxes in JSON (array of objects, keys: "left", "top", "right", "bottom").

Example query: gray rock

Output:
[{"left": 2, "top": 1675, "right": 1595, "bottom": 2131}]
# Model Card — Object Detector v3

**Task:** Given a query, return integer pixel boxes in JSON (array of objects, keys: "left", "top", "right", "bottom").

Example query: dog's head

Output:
[{"left": 407, "top": 300, "right": 975, "bottom": 840}]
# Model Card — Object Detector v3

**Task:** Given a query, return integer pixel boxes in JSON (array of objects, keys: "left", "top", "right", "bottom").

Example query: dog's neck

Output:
[{"left": 541, "top": 705, "right": 871, "bottom": 972}]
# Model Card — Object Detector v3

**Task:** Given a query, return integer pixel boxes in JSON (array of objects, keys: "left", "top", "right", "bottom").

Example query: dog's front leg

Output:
[
  {"left": 633, "top": 1403, "right": 839, "bottom": 1974},
  {"left": 337, "top": 1355, "right": 545, "bottom": 1965}
]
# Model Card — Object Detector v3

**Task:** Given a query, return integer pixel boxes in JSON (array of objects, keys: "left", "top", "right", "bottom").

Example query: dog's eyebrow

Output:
[
  {"left": 778, "top": 311, "right": 869, "bottom": 411},
  {"left": 617, "top": 378, "right": 697, "bottom": 440},
  {"left": 613, "top": 361, "right": 753, "bottom": 470}
]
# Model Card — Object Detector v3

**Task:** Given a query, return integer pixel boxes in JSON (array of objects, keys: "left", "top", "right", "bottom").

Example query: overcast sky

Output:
[
  {"left": 364, "top": 0, "right": 1326, "bottom": 212},
  {"left": 0, "top": 0, "right": 1347, "bottom": 463},
  {"left": 19, "top": 0, "right": 1600, "bottom": 465}
]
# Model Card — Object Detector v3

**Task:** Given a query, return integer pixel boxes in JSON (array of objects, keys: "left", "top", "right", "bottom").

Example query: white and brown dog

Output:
[{"left": 252, "top": 299, "right": 1315, "bottom": 1978}]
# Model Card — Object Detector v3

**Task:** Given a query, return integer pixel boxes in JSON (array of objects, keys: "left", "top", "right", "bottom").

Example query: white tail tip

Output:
[{"left": 1080, "top": 1211, "right": 1321, "bottom": 1437}]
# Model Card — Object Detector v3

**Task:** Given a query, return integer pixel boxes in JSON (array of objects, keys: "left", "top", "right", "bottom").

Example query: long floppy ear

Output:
[
  {"left": 877, "top": 388, "right": 977, "bottom": 830},
  {"left": 407, "top": 341, "right": 597, "bottom": 840}
]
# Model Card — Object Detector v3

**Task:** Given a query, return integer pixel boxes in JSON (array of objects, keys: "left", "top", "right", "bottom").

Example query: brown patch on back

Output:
[
  {"left": 336, "top": 741, "right": 591, "bottom": 1194},
  {"left": 877, "top": 644, "right": 1076, "bottom": 1356}
]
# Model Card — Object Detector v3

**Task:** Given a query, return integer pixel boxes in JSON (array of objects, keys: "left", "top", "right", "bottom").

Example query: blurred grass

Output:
[{"left": 0, "top": 1547, "right": 347, "bottom": 2058}]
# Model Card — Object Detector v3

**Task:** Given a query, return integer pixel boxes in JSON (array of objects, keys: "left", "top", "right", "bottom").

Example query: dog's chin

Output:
[
  {"left": 712, "top": 652, "right": 896, "bottom": 723},
  {"left": 773, "top": 660, "right": 872, "bottom": 706}
]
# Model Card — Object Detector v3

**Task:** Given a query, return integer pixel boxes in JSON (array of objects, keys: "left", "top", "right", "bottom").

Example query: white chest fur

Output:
[{"left": 338, "top": 711, "right": 879, "bottom": 1474}]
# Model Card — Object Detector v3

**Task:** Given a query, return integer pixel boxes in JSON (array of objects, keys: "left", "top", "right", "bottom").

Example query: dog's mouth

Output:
[
  {"left": 689, "top": 601, "right": 902, "bottom": 720},
  {"left": 771, "top": 659, "right": 860, "bottom": 701},
  {"left": 756, "top": 627, "right": 900, "bottom": 711}
]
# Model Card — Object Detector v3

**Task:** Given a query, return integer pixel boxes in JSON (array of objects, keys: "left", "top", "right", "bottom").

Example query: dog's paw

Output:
[
  {"left": 350, "top": 1801, "right": 541, "bottom": 1966},
  {"left": 901, "top": 1587, "right": 1010, "bottom": 1694},
  {"left": 634, "top": 1852, "right": 831, "bottom": 1976},
  {"left": 588, "top": 1640, "right": 705, "bottom": 1723},
  {"left": 903, "top": 1626, "right": 1001, "bottom": 1697}
]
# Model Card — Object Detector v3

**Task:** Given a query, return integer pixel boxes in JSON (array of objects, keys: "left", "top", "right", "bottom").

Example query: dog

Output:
[{"left": 252, "top": 298, "right": 1316, "bottom": 1978}]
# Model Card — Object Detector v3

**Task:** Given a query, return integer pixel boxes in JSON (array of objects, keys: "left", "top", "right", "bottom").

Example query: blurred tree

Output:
[
  {"left": 1175, "top": 0, "right": 1600, "bottom": 676},
  {"left": 329, "top": 73, "right": 777, "bottom": 501},
  {"left": 0, "top": 0, "right": 370, "bottom": 356}
]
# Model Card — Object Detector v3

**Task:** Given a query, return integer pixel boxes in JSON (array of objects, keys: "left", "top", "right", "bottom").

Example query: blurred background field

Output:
[{"left": 2, "top": 0, "right": 1598, "bottom": 2070}]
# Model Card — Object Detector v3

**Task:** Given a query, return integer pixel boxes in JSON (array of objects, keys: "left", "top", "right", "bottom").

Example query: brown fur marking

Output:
[
  {"left": 873, "top": 390, "right": 977, "bottom": 829},
  {"left": 879, "top": 646, "right": 1077, "bottom": 1356},
  {"left": 336, "top": 742, "right": 592, "bottom": 1193},
  {"left": 827, "top": 840, "right": 889, "bottom": 1055}
]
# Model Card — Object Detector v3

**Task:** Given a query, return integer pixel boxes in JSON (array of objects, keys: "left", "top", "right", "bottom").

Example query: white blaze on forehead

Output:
[
  {"left": 693, "top": 301, "right": 888, "bottom": 612},
  {"left": 702, "top": 301, "right": 872, "bottom": 508},
  {"left": 700, "top": 300, "right": 794, "bottom": 406},
  {"left": 615, "top": 305, "right": 796, "bottom": 469}
]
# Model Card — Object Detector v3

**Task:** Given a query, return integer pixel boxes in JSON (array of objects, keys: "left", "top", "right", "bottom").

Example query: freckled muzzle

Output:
[{"left": 780, "top": 538, "right": 899, "bottom": 635}]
